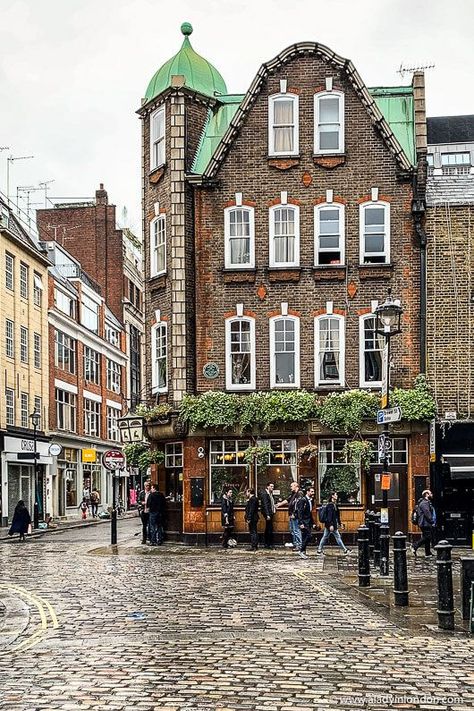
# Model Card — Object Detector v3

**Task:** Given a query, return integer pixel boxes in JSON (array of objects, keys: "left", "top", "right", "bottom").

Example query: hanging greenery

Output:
[
  {"left": 297, "top": 443, "right": 319, "bottom": 462},
  {"left": 242, "top": 443, "right": 274, "bottom": 468},
  {"left": 391, "top": 374, "right": 436, "bottom": 422},
  {"left": 316, "top": 389, "right": 379, "bottom": 434},
  {"left": 123, "top": 442, "right": 164, "bottom": 470},
  {"left": 179, "top": 391, "right": 242, "bottom": 430},
  {"left": 343, "top": 440, "right": 374, "bottom": 471},
  {"left": 134, "top": 403, "right": 172, "bottom": 422}
]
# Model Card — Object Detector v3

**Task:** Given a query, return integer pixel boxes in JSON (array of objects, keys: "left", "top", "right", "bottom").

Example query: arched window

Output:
[
  {"left": 315, "top": 315, "right": 345, "bottom": 386},
  {"left": 269, "top": 204, "right": 300, "bottom": 267},
  {"left": 225, "top": 316, "right": 256, "bottom": 391},
  {"left": 314, "top": 91, "right": 344, "bottom": 154},
  {"left": 359, "top": 201, "right": 390, "bottom": 264},
  {"left": 224, "top": 206, "right": 255, "bottom": 268},
  {"left": 270, "top": 315, "right": 300, "bottom": 388},
  {"left": 315, "top": 203, "right": 345, "bottom": 265},
  {"left": 359, "top": 314, "right": 384, "bottom": 387},
  {"left": 151, "top": 321, "right": 168, "bottom": 393},
  {"left": 268, "top": 93, "right": 299, "bottom": 156}
]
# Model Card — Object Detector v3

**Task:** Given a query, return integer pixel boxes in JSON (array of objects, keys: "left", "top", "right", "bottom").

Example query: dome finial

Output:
[{"left": 181, "top": 22, "right": 193, "bottom": 36}]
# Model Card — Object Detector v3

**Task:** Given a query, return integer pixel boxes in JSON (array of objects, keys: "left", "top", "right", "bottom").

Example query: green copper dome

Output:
[{"left": 145, "top": 23, "right": 227, "bottom": 102}]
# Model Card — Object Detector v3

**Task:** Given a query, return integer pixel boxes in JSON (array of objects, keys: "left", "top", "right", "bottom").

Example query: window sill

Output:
[
  {"left": 149, "top": 165, "right": 166, "bottom": 184},
  {"left": 268, "top": 267, "right": 301, "bottom": 283},
  {"left": 313, "top": 154, "right": 345, "bottom": 169},
  {"left": 358, "top": 263, "right": 393, "bottom": 280},
  {"left": 313, "top": 265, "right": 346, "bottom": 281},
  {"left": 268, "top": 156, "right": 300, "bottom": 170},
  {"left": 149, "top": 273, "right": 167, "bottom": 289},
  {"left": 315, "top": 385, "right": 346, "bottom": 392}
]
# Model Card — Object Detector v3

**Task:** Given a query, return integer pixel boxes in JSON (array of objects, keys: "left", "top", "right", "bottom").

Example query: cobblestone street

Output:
[{"left": 0, "top": 519, "right": 473, "bottom": 711}]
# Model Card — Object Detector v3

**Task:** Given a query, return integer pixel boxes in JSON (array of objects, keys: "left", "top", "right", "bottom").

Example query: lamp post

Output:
[
  {"left": 30, "top": 409, "right": 41, "bottom": 529},
  {"left": 374, "top": 289, "right": 403, "bottom": 576}
]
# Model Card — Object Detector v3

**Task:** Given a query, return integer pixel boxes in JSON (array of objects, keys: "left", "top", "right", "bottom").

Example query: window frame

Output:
[
  {"left": 106, "top": 406, "right": 120, "bottom": 442},
  {"left": 81, "top": 293, "right": 99, "bottom": 333},
  {"left": 34, "top": 332, "right": 41, "bottom": 370},
  {"left": 5, "top": 252, "right": 14, "bottom": 291},
  {"left": 33, "top": 273, "right": 43, "bottom": 307},
  {"left": 224, "top": 206, "right": 255, "bottom": 269},
  {"left": 150, "top": 214, "right": 166, "bottom": 277},
  {"left": 20, "top": 392, "right": 29, "bottom": 428},
  {"left": 269, "top": 315, "right": 300, "bottom": 389},
  {"left": 359, "top": 314, "right": 384, "bottom": 388},
  {"left": 5, "top": 318, "right": 14, "bottom": 359},
  {"left": 20, "top": 326, "right": 28, "bottom": 364},
  {"left": 314, "top": 90, "right": 345, "bottom": 155},
  {"left": 55, "top": 388, "right": 77, "bottom": 432},
  {"left": 84, "top": 397, "right": 101, "bottom": 438},
  {"left": 106, "top": 359, "right": 121, "bottom": 394},
  {"left": 268, "top": 93, "right": 299, "bottom": 157},
  {"left": 209, "top": 439, "right": 251, "bottom": 505},
  {"left": 55, "top": 330, "right": 76, "bottom": 374},
  {"left": 151, "top": 321, "right": 168, "bottom": 394},
  {"left": 314, "top": 202, "right": 345, "bottom": 265},
  {"left": 20, "top": 262, "right": 29, "bottom": 299},
  {"left": 225, "top": 316, "right": 256, "bottom": 391},
  {"left": 54, "top": 288, "right": 76, "bottom": 318},
  {"left": 269, "top": 204, "right": 300, "bottom": 268},
  {"left": 359, "top": 200, "right": 390, "bottom": 265},
  {"left": 314, "top": 314, "right": 345, "bottom": 387},
  {"left": 84, "top": 346, "right": 101, "bottom": 385},
  {"left": 150, "top": 106, "right": 165, "bottom": 171},
  {"left": 6, "top": 387, "right": 15, "bottom": 425}
]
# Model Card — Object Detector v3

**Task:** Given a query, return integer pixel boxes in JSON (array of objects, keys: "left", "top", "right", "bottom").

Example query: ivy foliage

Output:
[
  {"left": 316, "top": 390, "right": 378, "bottom": 435},
  {"left": 123, "top": 442, "right": 164, "bottom": 470},
  {"left": 391, "top": 375, "right": 436, "bottom": 422}
]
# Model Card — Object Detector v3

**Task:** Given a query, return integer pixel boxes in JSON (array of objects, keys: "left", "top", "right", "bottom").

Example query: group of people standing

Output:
[
  {"left": 221, "top": 481, "right": 350, "bottom": 557},
  {"left": 138, "top": 480, "right": 166, "bottom": 546}
]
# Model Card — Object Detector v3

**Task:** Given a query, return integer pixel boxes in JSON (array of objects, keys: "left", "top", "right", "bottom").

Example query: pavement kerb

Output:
[{"left": 0, "top": 511, "right": 138, "bottom": 543}]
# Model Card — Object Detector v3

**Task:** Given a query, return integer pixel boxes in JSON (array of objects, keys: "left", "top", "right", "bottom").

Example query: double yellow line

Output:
[{"left": 0, "top": 583, "right": 59, "bottom": 653}]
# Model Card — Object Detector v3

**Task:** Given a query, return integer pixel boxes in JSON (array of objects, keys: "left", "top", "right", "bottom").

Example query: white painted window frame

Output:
[
  {"left": 315, "top": 314, "right": 345, "bottom": 386},
  {"left": 314, "top": 90, "right": 345, "bottom": 155},
  {"left": 269, "top": 315, "right": 300, "bottom": 389},
  {"left": 151, "top": 321, "right": 168, "bottom": 394},
  {"left": 224, "top": 206, "right": 255, "bottom": 269},
  {"left": 150, "top": 106, "right": 165, "bottom": 170},
  {"left": 150, "top": 215, "right": 166, "bottom": 277},
  {"left": 269, "top": 204, "right": 300, "bottom": 268},
  {"left": 268, "top": 93, "right": 299, "bottom": 157},
  {"left": 359, "top": 313, "right": 383, "bottom": 388},
  {"left": 314, "top": 203, "right": 345, "bottom": 265},
  {"left": 359, "top": 200, "right": 390, "bottom": 265},
  {"left": 225, "top": 316, "right": 256, "bottom": 391}
]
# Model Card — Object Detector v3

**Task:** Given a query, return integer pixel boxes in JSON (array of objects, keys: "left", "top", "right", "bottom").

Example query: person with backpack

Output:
[
  {"left": 412, "top": 489, "right": 436, "bottom": 557},
  {"left": 296, "top": 486, "right": 315, "bottom": 559},
  {"left": 276, "top": 481, "right": 302, "bottom": 551},
  {"left": 316, "top": 491, "right": 350, "bottom": 555}
]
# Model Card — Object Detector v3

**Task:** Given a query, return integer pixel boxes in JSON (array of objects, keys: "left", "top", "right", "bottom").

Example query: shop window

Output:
[
  {"left": 165, "top": 442, "right": 183, "bottom": 502},
  {"left": 209, "top": 439, "right": 250, "bottom": 505},
  {"left": 318, "top": 438, "right": 361, "bottom": 505},
  {"left": 60, "top": 449, "right": 78, "bottom": 508},
  {"left": 83, "top": 463, "right": 101, "bottom": 499},
  {"left": 256, "top": 439, "right": 297, "bottom": 503}
]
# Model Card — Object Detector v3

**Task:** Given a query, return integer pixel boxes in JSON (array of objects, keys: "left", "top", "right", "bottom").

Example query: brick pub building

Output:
[{"left": 139, "top": 23, "right": 430, "bottom": 544}]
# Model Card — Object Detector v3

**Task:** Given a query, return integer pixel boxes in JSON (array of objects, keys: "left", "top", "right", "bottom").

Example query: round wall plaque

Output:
[{"left": 203, "top": 362, "right": 219, "bottom": 379}]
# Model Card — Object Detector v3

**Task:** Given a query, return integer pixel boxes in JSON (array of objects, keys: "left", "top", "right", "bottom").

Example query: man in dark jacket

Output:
[
  {"left": 317, "top": 492, "right": 349, "bottom": 555},
  {"left": 138, "top": 481, "right": 151, "bottom": 544},
  {"left": 260, "top": 482, "right": 276, "bottom": 549},
  {"left": 276, "top": 481, "right": 302, "bottom": 551},
  {"left": 221, "top": 488, "right": 235, "bottom": 549},
  {"left": 296, "top": 486, "right": 315, "bottom": 559},
  {"left": 147, "top": 484, "right": 166, "bottom": 546},
  {"left": 245, "top": 488, "right": 259, "bottom": 550},
  {"left": 413, "top": 489, "right": 436, "bottom": 557}
]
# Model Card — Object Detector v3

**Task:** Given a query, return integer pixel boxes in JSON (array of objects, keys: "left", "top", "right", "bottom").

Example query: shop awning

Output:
[{"left": 442, "top": 454, "right": 474, "bottom": 479}]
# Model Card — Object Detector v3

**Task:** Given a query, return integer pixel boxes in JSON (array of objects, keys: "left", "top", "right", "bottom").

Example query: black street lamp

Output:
[
  {"left": 373, "top": 289, "right": 403, "bottom": 576},
  {"left": 30, "top": 409, "right": 41, "bottom": 529}
]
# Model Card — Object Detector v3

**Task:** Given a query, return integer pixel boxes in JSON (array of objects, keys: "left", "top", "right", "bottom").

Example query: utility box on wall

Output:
[{"left": 191, "top": 478, "right": 205, "bottom": 507}]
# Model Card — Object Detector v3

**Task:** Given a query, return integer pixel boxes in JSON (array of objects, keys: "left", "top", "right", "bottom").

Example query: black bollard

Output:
[
  {"left": 358, "top": 525, "right": 370, "bottom": 587},
  {"left": 367, "top": 511, "right": 375, "bottom": 560},
  {"left": 111, "top": 508, "right": 117, "bottom": 545},
  {"left": 435, "top": 540, "right": 455, "bottom": 631},
  {"left": 373, "top": 513, "right": 381, "bottom": 568},
  {"left": 379, "top": 523, "right": 390, "bottom": 577},
  {"left": 392, "top": 531, "right": 409, "bottom": 606}
]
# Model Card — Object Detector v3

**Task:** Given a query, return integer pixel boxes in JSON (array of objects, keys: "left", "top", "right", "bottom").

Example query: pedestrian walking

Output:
[
  {"left": 90, "top": 488, "right": 100, "bottom": 518},
  {"left": 138, "top": 480, "right": 151, "bottom": 544},
  {"left": 260, "top": 482, "right": 276, "bottom": 549},
  {"left": 296, "top": 486, "right": 315, "bottom": 559},
  {"left": 244, "top": 488, "right": 259, "bottom": 550},
  {"left": 221, "top": 488, "right": 235, "bottom": 548},
  {"left": 276, "top": 481, "right": 302, "bottom": 551},
  {"left": 78, "top": 497, "right": 88, "bottom": 520},
  {"left": 317, "top": 492, "right": 349, "bottom": 555},
  {"left": 8, "top": 500, "right": 31, "bottom": 541},
  {"left": 147, "top": 484, "right": 166, "bottom": 546},
  {"left": 412, "top": 489, "right": 436, "bottom": 557}
]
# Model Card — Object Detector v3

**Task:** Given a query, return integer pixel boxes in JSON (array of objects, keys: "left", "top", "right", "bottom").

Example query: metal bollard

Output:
[
  {"left": 373, "top": 513, "right": 381, "bottom": 568},
  {"left": 392, "top": 531, "right": 409, "bottom": 605},
  {"left": 367, "top": 511, "right": 375, "bottom": 560},
  {"left": 435, "top": 540, "right": 455, "bottom": 631},
  {"left": 111, "top": 508, "right": 117, "bottom": 545},
  {"left": 379, "top": 523, "right": 390, "bottom": 577},
  {"left": 358, "top": 525, "right": 370, "bottom": 587}
]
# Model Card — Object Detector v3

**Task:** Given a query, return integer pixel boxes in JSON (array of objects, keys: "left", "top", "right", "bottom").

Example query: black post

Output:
[
  {"left": 111, "top": 472, "right": 117, "bottom": 545},
  {"left": 393, "top": 531, "right": 409, "bottom": 606},
  {"left": 367, "top": 511, "right": 375, "bottom": 560},
  {"left": 373, "top": 512, "right": 381, "bottom": 568},
  {"left": 380, "top": 523, "right": 390, "bottom": 577},
  {"left": 379, "top": 336, "right": 391, "bottom": 577},
  {"left": 435, "top": 539, "right": 455, "bottom": 631},
  {"left": 358, "top": 525, "right": 370, "bottom": 587},
  {"left": 33, "top": 420, "right": 39, "bottom": 529}
]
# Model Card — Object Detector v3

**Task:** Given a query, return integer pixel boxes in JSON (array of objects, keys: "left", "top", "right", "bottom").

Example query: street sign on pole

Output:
[
  {"left": 377, "top": 406, "right": 402, "bottom": 425},
  {"left": 102, "top": 449, "right": 126, "bottom": 471}
]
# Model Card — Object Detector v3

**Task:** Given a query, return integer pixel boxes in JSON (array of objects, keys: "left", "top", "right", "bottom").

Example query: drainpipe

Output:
[{"left": 413, "top": 198, "right": 427, "bottom": 374}]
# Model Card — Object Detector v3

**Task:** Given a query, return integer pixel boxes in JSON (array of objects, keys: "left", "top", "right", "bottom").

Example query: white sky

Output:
[{"left": 1, "top": 0, "right": 473, "bottom": 235}]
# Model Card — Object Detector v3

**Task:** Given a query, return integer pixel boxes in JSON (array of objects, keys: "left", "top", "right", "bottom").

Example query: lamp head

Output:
[{"left": 30, "top": 409, "right": 41, "bottom": 428}]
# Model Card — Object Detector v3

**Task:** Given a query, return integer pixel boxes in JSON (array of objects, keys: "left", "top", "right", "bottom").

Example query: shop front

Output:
[{"left": 1, "top": 434, "right": 52, "bottom": 526}]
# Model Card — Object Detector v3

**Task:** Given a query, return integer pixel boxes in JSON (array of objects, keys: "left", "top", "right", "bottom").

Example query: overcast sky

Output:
[{"left": 1, "top": 0, "right": 473, "bottom": 235}]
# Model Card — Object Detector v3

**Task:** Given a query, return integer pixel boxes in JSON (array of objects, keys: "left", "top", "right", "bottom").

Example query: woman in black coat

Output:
[
  {"left": 8, "top": 500, "right": 31, "bottom": 541},
  {"left": 220, "top": 488, "right": 235, "bottom": 549}
]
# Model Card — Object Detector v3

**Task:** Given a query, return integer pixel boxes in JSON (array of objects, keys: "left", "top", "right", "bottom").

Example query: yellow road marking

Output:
[{"left": 0, "top": 583, "right": 59, "bottom": 654}]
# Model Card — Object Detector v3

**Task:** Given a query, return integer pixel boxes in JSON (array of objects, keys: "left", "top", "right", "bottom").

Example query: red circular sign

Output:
[{"left": 102, "top": 449, "right": 126, "bottom": 470}]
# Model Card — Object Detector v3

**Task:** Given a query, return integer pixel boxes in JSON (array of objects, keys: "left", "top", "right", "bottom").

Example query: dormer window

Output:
[
  {"left": 314, "top": 91, "right": 344, "bottom": 154},
  {"left": 268, "top": 94, "right": 299, "bottom": 156},
  {"left": 150, "top": 106, "right": 165, "bottom": 170}
]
